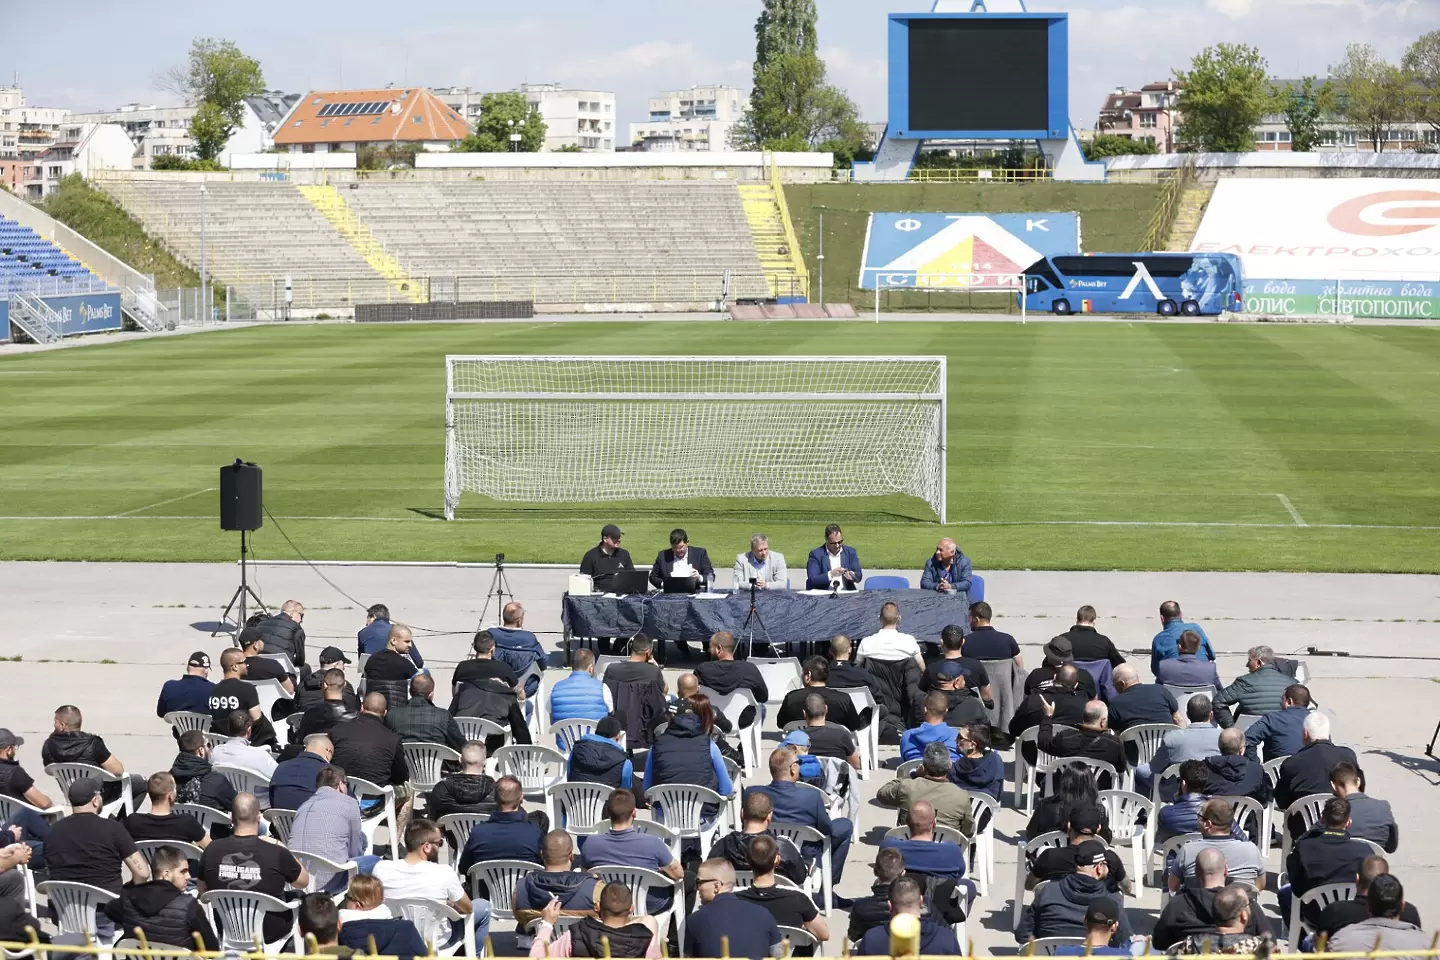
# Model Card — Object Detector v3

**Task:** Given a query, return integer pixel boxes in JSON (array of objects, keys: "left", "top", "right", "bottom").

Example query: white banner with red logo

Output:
[{"left": 1190, "top": 178, "right": 1440, "bottom": 280}]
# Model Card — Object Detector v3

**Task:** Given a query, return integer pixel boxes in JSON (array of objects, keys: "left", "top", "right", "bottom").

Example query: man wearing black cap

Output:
[
  {"left": 292, "top": 647, "right": 358, "bottom": 717},
  {"left": 1024, "top": 637, "right": 1098, "bottom": 699},
  {"left": 239, "top": 625, "right": 296, "bottom": 694},
  {"left": 1017, "top": 839, "right": 1132, "bottom": 946},
  {"left": 155, "top": 652, "right": 215, "bottom": 718},
  {"left": 580, "top": 524, "right": 635, "bottom": 655},
  {"left": 1030, "top": 804, "right": 1128, "bottom": 895},
  {"left": 45, "top": 777, "right": 150, "bottom": 936},
  {"left": 0, "top": 728, "right": 55, "bottom": 867},
  {"left": 1054, "top": 900, "right": 1130, "bottom": 956}
]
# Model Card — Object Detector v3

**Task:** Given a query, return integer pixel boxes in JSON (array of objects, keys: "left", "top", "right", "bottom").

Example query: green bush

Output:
[{"left": 150, "top": 155, "right": 227, "bottom": 171}]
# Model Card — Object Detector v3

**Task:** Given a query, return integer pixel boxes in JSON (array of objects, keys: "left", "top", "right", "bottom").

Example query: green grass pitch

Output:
[{"left": 2, "top": 319, "right": 1439, "bottom": 573}]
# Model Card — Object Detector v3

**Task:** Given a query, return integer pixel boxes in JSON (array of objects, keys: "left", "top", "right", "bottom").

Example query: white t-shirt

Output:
[
  {"left": 372, "top": 858, "right": 466, "bottom": 904},
  {"left": 857, "top": 628, "right": 922, "bottom": 664}
]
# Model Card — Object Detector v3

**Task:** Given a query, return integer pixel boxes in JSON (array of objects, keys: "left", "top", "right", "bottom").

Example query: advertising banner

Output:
[
  {"left": 0, "top": 299, "right": 8, "bottom": 342},
  {"left": 1243, "top": 278, "right": 1440, "bottom": 319},
  {"left": 40, "top": 292, "right": 123, "bottom": 336},
  {"left": 860, "top": 212, "right": 1080, "bottom": 289}
]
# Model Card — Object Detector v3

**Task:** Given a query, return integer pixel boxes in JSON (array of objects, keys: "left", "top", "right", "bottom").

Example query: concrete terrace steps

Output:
[{"left": 1166, "top": 182, "right": 1216, "bottom": 253}]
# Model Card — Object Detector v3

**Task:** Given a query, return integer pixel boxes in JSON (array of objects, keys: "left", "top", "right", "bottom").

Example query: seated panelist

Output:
[
  {"left": 648, "top": 528, "right": 715, "bottom": 590},
  {"left": 920, "top": 538, "right": 972, "bottom": 595},
  {"left": 805, "top": 523, "right": 862, "bottom": 590},
  {"left": 733, "top": 533, "right": 788, "bottom": 590}
]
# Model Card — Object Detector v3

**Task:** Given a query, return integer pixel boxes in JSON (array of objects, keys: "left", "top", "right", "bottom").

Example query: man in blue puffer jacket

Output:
[
  {"left": 550, "top": 650, "right": 612, "bottom": 724},
  {"left": 567, "top": 716, "right": 633, "bottom": 789}
]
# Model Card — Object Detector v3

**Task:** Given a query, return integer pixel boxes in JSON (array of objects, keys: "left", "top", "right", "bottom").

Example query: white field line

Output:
[
  {"left": 1275, "top": 493, "right": 1309, "bottom": 528},
  {"left": 116, "top": 486, "right": 217, "bottom": 517}
]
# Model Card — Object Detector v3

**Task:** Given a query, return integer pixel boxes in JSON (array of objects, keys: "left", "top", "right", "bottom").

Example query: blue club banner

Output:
[
  {"left": 41, "top": 292, "right": 123, "bottom": 336},
  {"left": 860, "top": 212, "right": 1081, "bottom": 289}
]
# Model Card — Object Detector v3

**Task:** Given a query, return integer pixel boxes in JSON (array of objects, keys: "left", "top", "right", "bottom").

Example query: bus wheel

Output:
[
  {"left": 1158, "top": 300, "right": 1179, "bottom": 316},
  {"left": 1180, "top": 300, "right": 1201, "bottom": 316},
  {"left": 1052, "top": 299, "right": 1073, "bottom": 316}
]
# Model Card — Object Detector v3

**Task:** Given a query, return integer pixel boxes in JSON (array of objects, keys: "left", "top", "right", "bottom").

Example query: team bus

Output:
[{"left": 1019, "top": 252, "right": 1245, "bottom": 317}]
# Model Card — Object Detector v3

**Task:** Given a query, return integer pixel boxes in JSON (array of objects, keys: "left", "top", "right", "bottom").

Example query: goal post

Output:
[{"left": 444, "top": 355, "right": 947, "bottom": 522}]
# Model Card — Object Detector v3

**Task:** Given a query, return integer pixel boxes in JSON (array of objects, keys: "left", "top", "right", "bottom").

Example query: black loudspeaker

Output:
[{"left": 219, "top": 461, "right": 263, "bottom": 532}]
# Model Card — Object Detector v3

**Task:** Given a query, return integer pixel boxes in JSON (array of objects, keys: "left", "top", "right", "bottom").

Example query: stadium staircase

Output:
[
  {"left": 738, "top": 183, "right": 808, "bottom": 300},
  {"left": 296, "top": 184, "right": 423, "bottom": 303},
  {"left": 1165, "top": 182, "right": 1216, "bottom": 252},
  {"left": 7, "top": 293, "right": 64, "bottom": 343}
]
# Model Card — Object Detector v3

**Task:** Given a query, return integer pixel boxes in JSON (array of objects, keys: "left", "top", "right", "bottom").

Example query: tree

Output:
[
  {"left": 458, "top": 92, "right": 547, "bottom": 152},
  {"left": 164, "top": 38, "right": 264, "bottom": 162},
  {"left": 1402, "top": 31, "right": 1440, "bottom": 133},
  {"left": 1331, "top": 43, "right": 1414, "bottom": 151},
  {"left": 755, "top": 0, "right": 817, "bottom": 65},
  {"left": 1083, "top": 134, "right": 1160, "bottom": 160},
  {"left": 1279, "top": 77, "right": 1334, "bottom": 153},
  {"left": 1173, "top": 43, "right": 1273, "bottom": 152}
]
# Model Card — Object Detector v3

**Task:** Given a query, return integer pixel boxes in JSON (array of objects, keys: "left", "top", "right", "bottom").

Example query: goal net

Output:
[{"left": 444, "top": 355, "right": 947, "bottom": 522}]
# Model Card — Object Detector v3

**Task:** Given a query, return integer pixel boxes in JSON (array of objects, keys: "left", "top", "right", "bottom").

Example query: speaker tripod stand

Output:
[{"left": 214, "top": 529, "right": 267, "bottom": 636}]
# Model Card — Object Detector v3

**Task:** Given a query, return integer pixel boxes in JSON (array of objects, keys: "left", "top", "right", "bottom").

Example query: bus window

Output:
[
  {"left": 1023, "top": 258, "right": 1062, "bottom": 289},
  {"left": 1026, "top": 276, "right": 1047, "bottom": 293},
  {"left": 1142, "top": 256, "right": 1195, "bottom": 278}
]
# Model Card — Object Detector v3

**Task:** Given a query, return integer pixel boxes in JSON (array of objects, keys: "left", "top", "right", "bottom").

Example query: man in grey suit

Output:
[
  {"left": 1330, "top": 761, "right": 1398, "bottom": 853},
  {"left": 732, "top": 534, "right": 787, "bottom": 590},
  {"left": 1138, "top": 694, "right": 1222, "bottom": 799}
]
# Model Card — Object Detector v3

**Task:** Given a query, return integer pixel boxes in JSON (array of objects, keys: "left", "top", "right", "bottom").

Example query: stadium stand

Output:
[{"left": 0, "top": 215, "right": 104, "bottom": 291}]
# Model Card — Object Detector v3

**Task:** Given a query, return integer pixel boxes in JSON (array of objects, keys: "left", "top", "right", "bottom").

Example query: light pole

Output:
[
  {"left": 199, "top": 182, "right": 207, "bottom": 323},
  {"left": 817, "top": 208, "right": 825, "bottom": 305},
  {"left": 508, "top": 118, "right": 525, "bottom": 153}
]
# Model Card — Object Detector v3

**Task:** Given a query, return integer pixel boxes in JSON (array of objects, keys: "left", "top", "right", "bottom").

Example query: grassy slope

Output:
[
  {"left": 1, "top": 320, "right": 1438, "bottom": 571},
  {"left": 40, "top": 176, "right": 199, "bottom": 289},
  {"left": 783, "top": 182, "right": 1163, "bottom": 310}
]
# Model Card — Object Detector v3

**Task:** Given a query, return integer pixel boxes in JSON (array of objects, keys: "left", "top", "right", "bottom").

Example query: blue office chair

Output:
[
  {"left": 969, "top": 574, "right": 986, "bottom": 603},
  {"left": 865, "top": 575, "right": 911, "bottom": 590}
]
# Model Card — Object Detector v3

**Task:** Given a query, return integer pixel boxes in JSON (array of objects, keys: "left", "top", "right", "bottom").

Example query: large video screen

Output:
[{"left": 907, "top": 20, "right": 1049, "bottom": 132}]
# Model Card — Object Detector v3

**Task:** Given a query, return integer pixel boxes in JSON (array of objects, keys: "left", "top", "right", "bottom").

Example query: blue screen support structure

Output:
[{"left": 854, "top": 0, "right": 1105, "bottom": 182}]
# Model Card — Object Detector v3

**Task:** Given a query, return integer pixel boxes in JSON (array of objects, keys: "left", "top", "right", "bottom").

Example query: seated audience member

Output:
[
  {"left": 712, "top": 790, "right": 808, "bottom": 887},
  {"left": 124, "top": 772, "right": 209, "bottom": 848},
  {"left": 948, "top": 724, "right": 1004, "bottom": 800},
  {"left": 1155, "top": 629, "right": 1223, "bottom": 690},
  {"left": 292, "top": 648, "right": 358, "bottom": 717},
  {"left": 332, "top": 877, "right": 433, "bottom": 957},
  {"left": 1287, "top": 796, "right": 1372, "bottom": 927},
  {"left": 1039, "top": 698, "right": 1127, "bottom": 782},
  {"left": 428, "top": 741, "right": 498, "bottom": 821},
  {"left": 1170, "top": 799, "right": 1266, "bottom": 890},
  {"left": 207, "top": 648, "right": 278, "bottom": 748},
  {"left": 170, "top": 730, "right": 238, "bottom": 813},
  {"left": 858, "top": 602, "right": 925, "bottom": 726},
  {"left": 878, "top": 742, "right": 974, "bottom": 834},
  {"left": 1026, "top": 766, "right": 1111, "bottom": 844},
  {"left": 1328, "top": 875, "right": 1431, "bottom": 957},
  {"left": 1107, "top": 665, "right": 1182, "bottom": 732},
  {"left": 826, "top": 634, "right": 883, "bottom": 699},
  {"left": 1329, "top": 761, "right": 1398, "bottom": 853},
  {"left": 1011, "top": 665, "right": 1090, "bottom": 763},
  {"left": 745, "top": 747, "right": 852, "bottom": 887},
  {"left": 779, "top": 730, "right": 826, "bottom": 788},
  {"left": 550, "top": 650, "right": 613, "bottom": 723},
  {"left": 857, "top": 602, "right": 924, "bottom": 669},
  {"left": 1243, "top": 683, "right": 1314, "bottom": 761},
  {"left": 1213, "top": 645, "right": 1291, "bottom": 725},
  {"left": 155, "top": 652, "right": 216, "bottom": 719},
  {"left": 1150, "top": 601, "right": 1216, "bottom": 676},
  {"left": 962, "top": 602, "right": 1023, "bottom": 664},
  {"left": 644, "top": 694, "right": 733, "bottom": 811},
  {"left": 386, "top": 674, "right": 465, "bottom": 750},
  {"left": 1140, "top": 695, "right": 1222, "bottom": 798},
  {"left": 580, "top": 789, "right": 684, "bottom": 914},
  {"left": 920, "top": 536, "right": 972, "bottom": 596},
  {"left": 1030, "top": 803, "right": 1127, "bottom": 894},
  {"left": 1154, "top": 847, "right": 1273, "bottom": 949},
  {"left": 1157, "top": 761, "right": 1212, "bottom": 842},
  {"left": 1016, "top": 840, "right": 1132, "bottom": 947},
  {"left": 363, "top": 624, "right": 422, "bottom": 710},
  {"left": 458, "top": 776, "right": 544, "bottom": 872},
  {"left": 847, "top": 847, "right": 908, "bottom": 943},
  {"left": 604, "top": 635, "right": 666, "bottom": 692},
  {"left": 490, "top": 602, "right": 547, "bottom": 698},
  {"left": 531, "top": 881, "right": 659, "bottom": 959},
  {"left": 733, "top": 533, "right": 788, "bottom": 591},
  {"left": 1024, "top": 638, "right": 1099, "bottom": 700},
  {"left": 1202, "top": 728, "right": 1272, "bottom": 809},
  {"left": 1054, "top": 902, "right": 1130, "bottom": 957},
  {"left": 1274, "top": 712, "right": 1357, "bottom": 815},
  {"left": 1316, "top": 856, "right": 1422, "bottom": 943},
  {"left": 672, "top": 676, "right": 741, "bottom": 764},
  {"left": 270, "top": 735, "right": 334, "bottom": 812},
  {"left": 290, "top": 765, "right": 369, "bottom": 892},
  {"left": 900, "top": 692, "right": 961, "bottom": 762},
  {"left": 49, "top": 777, "right": 151, "bottom": 940},
  {"left": 1169, "top": 884, "right": 1263, "bottom": 956},
  {"left": 330, "top": 692, "right": 411, "bottom": 798},
  {"left": 198, "top": 793, "right": 307, "bottom": 945},
  {"left": 238, "top": 624, "right": 296, "bottom": 693},
  {"left": 211, "top": 710, "right": 279, "bottom": 801},
  {"left": 736, "top": 834, "right": 829, "bottom": 951},
  {"left": 514, "top": 830, "right": 603, "bottom": 920},
  {"left": 1055, "top": 606, "right": 1126, "bottom": 667},
  {"left": 0, "top": 728, "right": 55, "bottom": 823},
  {"left": 454, "top": 630, "right": 522, "bottom": 694},
  {"left": 567, "top": 716, "right": 633, "bottom": 789},
  {"left": 878, "top": 801, "right": 975, "bottom": 912},
  {"left": 371, "top": 820, "right": 482, "bottom": 946},
  {"left": 103, "top": 844, "right": 218, "bottom": 949},
  {"left": 41, "top": 704, "right": 144, "bottom": 809},
  {"left": 933, "top": 660, "right": 990, "bottom": 730},
  {"left": 798, "top": 694, "right": 861, "bottom": 768},
  {"left": 775, "top": 657, "right": 860, "bottom": 730},
  {"left": 360, "top": 604, "right": 417, "bottom": 664},
  {"left": 805, "top": 523, "right": 861, "bottom": 591},
  {"left": 257, "top": 600, "right": 308, "bottom": 668},
  {"left": 695, "top": 631, "right": 768, "bottom": 717},
  {"left": 686, "top": 858, "right": 782, "bottom": 959},
  {"left": 858, "top": 875, "right": 960, "bottom": 956},
  {"left": 295, "top": 668, "right": 359, "bottom": 743}
]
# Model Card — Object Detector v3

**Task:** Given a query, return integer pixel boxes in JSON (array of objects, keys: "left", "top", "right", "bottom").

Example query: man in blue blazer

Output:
[
  {"left": 647, "top": 528, "right": 714, "bottom": 590},
  {"left": 805, "top": 523, "right": 862, "bottom": 590}
]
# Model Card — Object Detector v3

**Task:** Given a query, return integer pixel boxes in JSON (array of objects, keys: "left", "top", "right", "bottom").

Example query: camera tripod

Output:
[
  {"left": 738, "top": 579, "right": 774, "bottom": 658},
  {"left": 474, "top": 554, "right": 514, "bottom": 630},
  {"left": 1427, "top": 720, "right": 1440, "bottom": 761}
]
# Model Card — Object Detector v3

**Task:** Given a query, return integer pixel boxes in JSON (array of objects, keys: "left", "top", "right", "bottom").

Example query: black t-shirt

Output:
[
  {"left": 452, "top": 659, "right": 518, "bottom": 690},
  {"left": 605, "top": 661, "right": 664, "bottom": 689},
  {"left": 47, "top": 812, "right": 137, "bottom": 894},
  {"left": 921, "top": 656, "right": 991, "bottom": 692},
  {"left": 804, "top": 724, "right": 856, "bottom": 761},
  {"left": 124, "top": 811, "right": 207, "bottom": 844},
  {"left": 245, "top": 657, "right": 290, "bottom": 684},
  {"left": 0, "top": 759, "right": 35, "bottom": 799},
  {"left": 208, "top": 678, "right": 260, "bottom": 725},
  {"left": 960, "top": 626, "right": 1020, "bottom": 660},
  {"left": 736, "top": 885, "right": 818, "bottom": 928},
  {"left": 200, "top": 835, "right": 303, "bottom": 942}
]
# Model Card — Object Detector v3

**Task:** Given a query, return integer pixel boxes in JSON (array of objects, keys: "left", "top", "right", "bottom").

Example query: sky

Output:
[{"left": 5, "top": 0, "right": 1435, "bottom": 133}]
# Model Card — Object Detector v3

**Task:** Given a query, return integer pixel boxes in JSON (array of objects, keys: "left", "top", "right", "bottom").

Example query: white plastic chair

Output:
[
  {"left": 203, "top": 732, "right": 239, "bottom": 751},
  {"left": 291, "top": 849, "right": 358, "bottom": 893},
  {"left": 1148, "top": 761, "right": 1184, "bottom": 811},
  {"left": 551, "top": 717, "right": 599, "bottom": 753},
  {"left": 0, "top": 794, "right": 62, "bottom": 826},
  {"left": 1263, "top": 756, "right": 1288, "bottom": 792},
  {"left": 1279, "top": 793, "right": 1333, "bottom": 887},
  {"left": 1164, "top": 686, "right": 1217, "bottom": 715},
  {"left": 594, "top": 655, "right": 628, "bottom": 679},
  {"left": 749, "top": 656, "right": 803, "bottom": 709},
  {"left": 466, "top": 859, "right": 543, "bottom": 920},
  {"left": 777, "top": 925, "right": 823, "bottom": 956},
  {"left": 213, "top": 764, "right": 273, "bottom": 805},
  {"left": 388, "top": 897, "right": 477, "bottom": 957},
  {"left": 969, "top": 792, "right": 1000, "bottom": 897},
  {"left": 1290, "top": 881, "right": 1356, "bottom": 945},
  {"left": 893, "top": 758, "right": 924, "bottom": 780},
  {"left": 44, "top": 762, "right": 134, "bottom": 818},
  {"left": 770, "top": 820, "right": 832, "bottom": 914},
  {"left": 518, "top": 661, "right": 546, "bottom": 739},
  {"left": 348, "top": 776, "right": 399, "bottom": 859},
  {"left": 722, "top": 756, "right": 744, "bottom": 827},
  {"left": 263, "top": 808, "right": 298, "bottom": 845},
  {"left": 133, "top": 839, "right": 206, "bottom": 866},
  {"left": 699, "top": 685, "right": 763, "bottom": 777},
  {"left": 200, "top": 889, "right": 300, "bottom": 952},
  {"left": 1041, "top": 757, "right": 1119, "bottom": 795},
  {"left": 454, "top": 716, "right": 510, "bottom": 746},
  {"left": 1013, "top": 725, "right": 1075, "bottom": 813},
  {"left": 1013, "top": 831, "right": 1067, "bottom": 930},
  {"left": 175, "top": 802, "right": 230, "bottom": 837},
  {"left": 437, "top": 813, "right": 493, "bottom": 864},
  {"left": 1150, "top": 831, "right": 1203, "bottom": 889},
  {"left": 831, "top": 686, "right": 879, "bottom": 780},
  {"left": 245, "top": 678, "right": 290, "bottom": 719},
  {"left": 589, "top": 865, "right": 683, "bottom": 951},
  {"left": 1099, "top": 789, "right": 1155, "bottom": 887},
  {"left": 402, "top": 742, "right": 462, "bottom": 793},
  {"left": 493, "top": 744, "right": 566, "bottom": 802},
  {"left": 546, "top": 781, "right": 612, "bottom": 834},
  {"left": 1118, "top": 723, "right": 1179, "bottom": 792},
  {"left": 163, "top": 711, "right": 213, "bottom": 734},
  {"left": 1021, "top": 936, "right": 1087, "bottom": 955},
  {"left": 259, "top": 652, "right": 299, "bottom": 676},
  {"left": 646, "top": 783, "right": 730, "bottom": 859},
  {"left": 36, "top": 881, "right": 117, "bottom": 941},
  {"left": 883, "top": 824, "right": 970, "bottom": 845},
  {"left": 1213, "top": 794, "right": 1271, "bottom": 856}
]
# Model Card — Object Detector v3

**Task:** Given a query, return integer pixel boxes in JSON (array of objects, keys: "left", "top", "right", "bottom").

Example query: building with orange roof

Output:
[{"left": 272, "top": 87, "right": 471, "bottom": 154}]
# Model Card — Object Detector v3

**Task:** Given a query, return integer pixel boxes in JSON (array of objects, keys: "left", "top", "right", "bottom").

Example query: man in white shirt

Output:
[
  {"left": 857, "top": 602, "right": 926, "bottom": 728},
  {"left": 373, "top": 818, "right": 487, "bottom": 947},
  {"left": 732, "top": 533, "right": 787, "bottom": 590},
  {"left": 210, "top": 711, "right": 279, "bottom": 806},
  {"left": 857, "top": 602, "right": 925, "bottom": 669}
]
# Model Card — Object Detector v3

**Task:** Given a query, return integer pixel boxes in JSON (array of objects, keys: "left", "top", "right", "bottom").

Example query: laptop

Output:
[
  {"left": 662, "top": 576, "right": 702, "bottom": 594},
  {"left": 610, "top": 570, "right": 652, "bottom": 595}
]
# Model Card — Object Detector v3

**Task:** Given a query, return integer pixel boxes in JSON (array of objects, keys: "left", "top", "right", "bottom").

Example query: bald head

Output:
[
  {"left": 361, "top": 692, "right": 388, "bottom": 716},
  {"left": 1218, "top": 728, "right": 1245, "bottom": 756},
  {"left": 1112, "top": 664, "right": 1138, "bottom": 689},
  {"left": 541, "top": 829, "right": 573, "bottom": 867},
  {"left": 231, "top": 792, "right": 260, "bottom": 827},
  {"left": 677, "top": 673, "right": 699, "bottom": 699},
  {"left": 1055, "top": 664, "right": 1080, "bottom": 689},
  {"left": 906, "top": 800, "right": 937, "bottom": 838},
  {"left": 1082, "top": 700, "right": 1108, "bottom": 729},
  {"left": 388, "top": 623, "right": 413, "bottom": 652},
  {"left": 410, "top": 673, "right": 435, "bottom": 700},
  {"left": 304, "top": 734, "right": 334, "bottom": 761},
  {"left": 460, "top": 741, "right": 487, "bottom": 773}
]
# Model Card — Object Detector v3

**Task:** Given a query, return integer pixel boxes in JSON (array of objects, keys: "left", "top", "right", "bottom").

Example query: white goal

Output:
[{"left": 444, "top": 355, "right": 947, "bottom": 522}]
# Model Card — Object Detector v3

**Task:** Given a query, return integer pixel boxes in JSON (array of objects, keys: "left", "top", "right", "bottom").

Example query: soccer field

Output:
[{"left": 3, "top": 319, "right": 1439, "bottom": 572}]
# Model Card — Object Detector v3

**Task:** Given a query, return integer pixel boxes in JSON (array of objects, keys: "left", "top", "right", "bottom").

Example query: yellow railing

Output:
[
  {"left": 1140, "top": 154, "right": 1196, "bottom": 251},
  {"left": 905, "top": 167, "right": 1054, "bottom": 183},
  {"left": 769, "top": 153, "right": 811, "bottom": 295}
]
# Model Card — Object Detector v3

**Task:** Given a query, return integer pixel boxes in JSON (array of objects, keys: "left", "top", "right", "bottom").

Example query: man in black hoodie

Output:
[
  {"left": 170, "top": 730, "right": 238, "bottom": 815},
  {"left": 104, "top": 844, "right": 218, "bottom": 949},
  {"left": 847, "top": 847, "right": 907, "bottom": 943},
  {"left": 513, "top": 830, "right": 604, "bottom": 923},
  {"left": 1152, "top": 847, "right": 1273, "bottom": 949},
  {"left": 1016, "top": 840, "right": 1133, "bottom": 946},
  {"left": 427, "top": 742, "right": 498, "bottom": 821},
  {"left": 1203, "top": 728, "right": 1271, "bottom": 808},
  {"left": 713, "top": 790, "right": 809, "bottom": 887}
]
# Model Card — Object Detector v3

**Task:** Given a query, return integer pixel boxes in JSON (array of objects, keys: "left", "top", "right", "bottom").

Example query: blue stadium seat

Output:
[{"left": 865, "top": 575, "right": 911, "bottom": 590}]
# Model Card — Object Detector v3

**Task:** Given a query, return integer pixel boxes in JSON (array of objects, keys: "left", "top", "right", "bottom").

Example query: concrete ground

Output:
[{"left": 3, "top": 561, "right": 1438, "bottom": 953}]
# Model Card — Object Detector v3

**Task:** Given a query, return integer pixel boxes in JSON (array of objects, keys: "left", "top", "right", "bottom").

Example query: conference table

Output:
[{"left": 561, "top": 587, "right": 969, "bottom": 662}]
